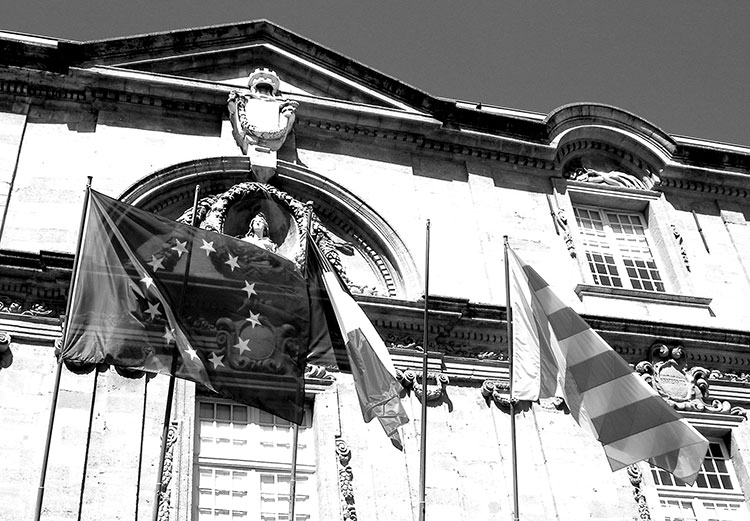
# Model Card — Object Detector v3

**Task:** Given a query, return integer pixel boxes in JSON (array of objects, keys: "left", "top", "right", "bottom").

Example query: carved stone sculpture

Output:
[
  {"left": 228, "top": 68, "right": 299, "bottom": 182},
  {"left": 564, "top": 156, "right": 660, "bottom": 190},
  {"left": 241, "top": 212, "right": 278, "bottom": 253}
]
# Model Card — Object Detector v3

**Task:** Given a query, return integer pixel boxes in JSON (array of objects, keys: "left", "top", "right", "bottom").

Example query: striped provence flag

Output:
[{"left": 507, "top": 246, "right": 708, "bottom": 483}]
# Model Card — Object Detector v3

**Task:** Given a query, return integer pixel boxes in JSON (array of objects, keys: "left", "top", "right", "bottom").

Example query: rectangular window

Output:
[
  {"left": 573, "top": 205, "right": 666, "bottom": 292},
  {"left": 194, "top": 399, "right": 316, "bottom": 521},
  {"left": 651, "top": 440, "right": 749, "bottom": 521}
]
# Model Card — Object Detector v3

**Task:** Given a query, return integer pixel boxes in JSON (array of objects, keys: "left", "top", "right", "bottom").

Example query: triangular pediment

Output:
[{"left": 63, "top": 20, "right": 430, "bottom": 113}]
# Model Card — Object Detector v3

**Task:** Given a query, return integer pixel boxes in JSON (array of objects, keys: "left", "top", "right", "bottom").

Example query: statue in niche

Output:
[
  {"left": 228, "top": 68, "right": 299, "bottom": 182},
  {"left": 564, "top": 156, "right": 660, "bottom": 190},
  {"left": 241, "top": 212, "right": 278, "bottom": 253}
]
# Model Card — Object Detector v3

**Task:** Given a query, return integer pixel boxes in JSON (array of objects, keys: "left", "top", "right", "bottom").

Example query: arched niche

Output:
[
  {"left": 546, "top": 103, "right": 676, "bottom": 189},
  {"left": 552, "top": 126, "right": 671, "bottom": 191},
  {"left": 119, "top": 157, "right": 420, "bottom": 299}
]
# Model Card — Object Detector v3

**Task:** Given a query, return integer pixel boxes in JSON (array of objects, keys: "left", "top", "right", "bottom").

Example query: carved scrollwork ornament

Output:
[
  {"left": 397, "top": 369, "right": 449, "bottom": 402},
  {"left": 627, "top": 464, "right": 652, "bottom": 521},
  {"left": 227, "top": 68, "right": 299, "bottom": 181},
  {"left": 709, "top": 370, "right": 750, "bottom": 383},
  {"left": 637, "top": 343, "right": 742, "bottom": 415}
]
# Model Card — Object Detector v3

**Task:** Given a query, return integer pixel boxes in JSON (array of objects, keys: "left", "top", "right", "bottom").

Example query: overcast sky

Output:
[{"left": 3, "top": 0, "right": 750, "bottom": 146}]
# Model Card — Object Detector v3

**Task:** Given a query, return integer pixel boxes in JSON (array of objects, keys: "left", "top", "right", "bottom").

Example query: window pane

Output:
[
  {"left": 660, "top": 498, "right": 698, "bottom": 521},
  {"left": 196, "top": 467, "right": 251, "bottom": 520}
]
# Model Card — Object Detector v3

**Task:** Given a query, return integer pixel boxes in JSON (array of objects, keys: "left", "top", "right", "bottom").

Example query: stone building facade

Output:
[{"left": 1, "top": 20, "right": 750, "bottom": 521}]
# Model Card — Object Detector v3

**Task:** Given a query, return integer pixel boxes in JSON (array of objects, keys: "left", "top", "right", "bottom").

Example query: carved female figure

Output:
[{"left": 241, "top": 213, "right": 278, "bottom": 253}]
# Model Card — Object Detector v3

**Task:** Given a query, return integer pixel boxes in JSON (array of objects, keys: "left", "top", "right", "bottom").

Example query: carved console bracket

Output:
[
  {"left": 627, "top": 464, "right": 652, "bottom": 521},
  {"left": 481, "top": 380, "right": 515, "bottom": 410},
  {"left": 336, "top": 437, "right": 357, "bottom": 521},
  {"left": 0, "top": 331, "right": 12, "bottom": 371},
  {"left": 636, "top": 343, "right": 747, "bottom": 417},
  {"left": 305, "top": 364, "right": 335, "bottom": 381},
  {"left": 397, "top": 370, "right": 449, "bottom": 402}
]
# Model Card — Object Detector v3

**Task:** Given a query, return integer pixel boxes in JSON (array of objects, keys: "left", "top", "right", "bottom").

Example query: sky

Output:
[{"left": 3, "top": 0, "right": 750, "bottom": 146}]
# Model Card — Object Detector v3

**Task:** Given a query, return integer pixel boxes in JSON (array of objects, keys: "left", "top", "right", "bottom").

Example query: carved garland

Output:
[
  {"left": 0, "top": 296, "right": 55, "bottom": 316},
  {"left": 336, "top": 437, "right": 357, "bottom": 521},
  {"left": 627, "top": 464, "right": 652, "bottom": 521},
  {"left": 156, "top": 422, "right": 179, "bottom": 521},
  {"left": 670, "top": 225, "right": 691, "bottom": 272}
]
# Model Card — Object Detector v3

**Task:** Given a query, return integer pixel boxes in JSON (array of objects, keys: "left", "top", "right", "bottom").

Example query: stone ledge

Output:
[{"left": 574, "top": 284, "right": 713, "bottom": 309}]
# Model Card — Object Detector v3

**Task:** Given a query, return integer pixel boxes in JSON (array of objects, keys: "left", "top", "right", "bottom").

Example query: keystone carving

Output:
[
  {"left": 336, "top": 437, "right": 357, "bottom": 521},
  {"left": 228, "top": 68, "right": 299, "bottom": 181},
  {"left": 636, "top": 344, "right": 747, "bottom": 417},
  {"left": 397, "top": 370, "right": 449, "bottom": 402}
]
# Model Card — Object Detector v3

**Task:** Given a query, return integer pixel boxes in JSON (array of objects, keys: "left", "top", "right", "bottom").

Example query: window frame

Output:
[
  {"left": 572, "top": 204, "right": 667, "bottom": 293},
  {"left": 192, "top": 397, "right": 317, "bottom": 521},
  {"left": 551, "top": 178, "right": 705, "bottom": 300},
  {"left": 646, "top": 438, "right": 750, "bottom": 521}
]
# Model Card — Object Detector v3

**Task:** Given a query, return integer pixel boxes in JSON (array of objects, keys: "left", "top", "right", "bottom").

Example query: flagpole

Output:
[
  {"left": 134, "top": 376, "right": 149, "bottom": 521},
  {"left": 289, "top": 200, "right": 314, "bottom": 521},
  {"left": 151, "top": 184, "right": 201, "bottom": 521},
  {"left": 76, "top": 368, "right": 99, "bottom": 521},
  {"left": 34, "top": 176, "right": 93, "bottom": 521},
  {"left": 504, "top": 236, "right": 519, "bottom": 521},
  {"left": 418, "top": 219, "right": 430, "bottom": 521}
]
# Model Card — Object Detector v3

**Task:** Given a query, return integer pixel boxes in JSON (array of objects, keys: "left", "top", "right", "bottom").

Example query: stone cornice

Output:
[
  {"left": 3, "top": 57, "right": 750, "bottom": 190},
  {"left": 1, "top": 247, "right": 747, "bottom": 369}
]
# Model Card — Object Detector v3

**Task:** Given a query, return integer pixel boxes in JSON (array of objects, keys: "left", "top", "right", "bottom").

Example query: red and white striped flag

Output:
[{"left": 508, "top": 246, "right": 708, "bottom": 483}]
